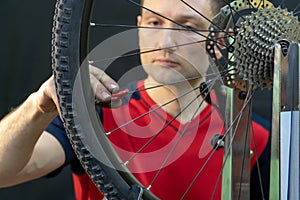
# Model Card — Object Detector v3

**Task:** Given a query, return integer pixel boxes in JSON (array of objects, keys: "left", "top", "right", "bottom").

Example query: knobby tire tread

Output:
[{"left": 51, "top": 0, "right": 131, "bottom": 199}]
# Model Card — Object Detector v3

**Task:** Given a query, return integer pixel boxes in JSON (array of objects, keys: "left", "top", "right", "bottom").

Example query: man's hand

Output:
[
  {"left": 34, "top": 76, "right": 59, "bottom": 114},
  {"left": 0, "top": 66, "right": 129, "bottom": 187},
  {"left": 90, "top": 65, "right": 128, "bottom": 108},
  {"left": 34, "top": 65, "right": 128, "bottom": 115}
]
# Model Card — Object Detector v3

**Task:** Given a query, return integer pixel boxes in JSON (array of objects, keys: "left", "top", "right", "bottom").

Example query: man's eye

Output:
[
  {"left": 148, "top": 21, "right": 160, "bottom": 26},
  {"left": 183, "top": 25, "right": 196, "bottom": 30}
]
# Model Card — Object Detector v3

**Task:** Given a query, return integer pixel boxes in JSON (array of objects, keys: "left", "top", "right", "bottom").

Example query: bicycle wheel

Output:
[{"left": 51, "top": 0, "right": 300, "bottom": 199}]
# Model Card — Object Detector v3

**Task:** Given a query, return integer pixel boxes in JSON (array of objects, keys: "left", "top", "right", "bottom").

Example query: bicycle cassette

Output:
[{"left": 206, "top": 0, "right": 300, "bottom": 90}]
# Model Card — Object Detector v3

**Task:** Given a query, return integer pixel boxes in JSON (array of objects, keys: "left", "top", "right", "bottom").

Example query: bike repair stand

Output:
[
  {"left": 221, "top": 67, "right": 252, "bottom": 199},
  {"left": 270, "top": 41, "right": 300, "bottom": 200},
  {"left": 222, "top": 42, "right": 300, "bottom": 200}
]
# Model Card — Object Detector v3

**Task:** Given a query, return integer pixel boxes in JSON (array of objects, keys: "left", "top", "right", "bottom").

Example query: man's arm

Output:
[
  {"left": 0, "top": 77, "right": 65, "bottom": 187},
  {"left": 0, "top": 66, "right": 128, "bottom": 188}
]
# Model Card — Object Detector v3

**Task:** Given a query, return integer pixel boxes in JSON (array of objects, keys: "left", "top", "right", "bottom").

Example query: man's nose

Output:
[{"left": 157, "top": 28, "right": 178, "bottom": 52}]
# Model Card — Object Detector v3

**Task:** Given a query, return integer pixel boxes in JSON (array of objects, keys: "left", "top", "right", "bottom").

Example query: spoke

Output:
[
  {"left": 127, "top": 71, "right": 222, "bottom": 95},
  {"left": 238, "top": 100, "right": 251, "bottom": 199},
  {"left": 125, "top": 0, "right": 227, "bottom": 47},
  {"left": 180, "top": 0, "right": 233, "bottom": 39},
  {"left": 280, "top": 0, "right": 286, "bottom": 8},
  {"left": 217, "top": 50, "right": 237, "bottom": 77},
  {"left": 147, "top": 78, "right": 218, "bottom": 189},
  {"left": 250, "top": 113, "right": 266, "bottom": 199},
  {"left": 221, "top": 0, "right": 247, "bottom": 22},
  {"left": 99, "top": 62, "right": 230, "bottom": 136},
  {"left": 211, "top": 92, "right": 253, "bottom": 199},
  {"left": 182, "top": 89, "right": 255, "bottom": 199},
  {"left": 257, "top": 0, "right": 264, "bottom": 8},
  {"left": 246, "top": 0, "right": 255, "bottom": 9},
  {"left": 210, "top": 89, "right": 255, "bottom": 199},
  {"left": 90, "top": 23, "right": 224, "bottom": 33},
  {"left": 253, "top": 0, "right": 267, "bottom": 9},
  {"left": 90, "top": 1, "right": 273, "bottom": 198},
  {"left": 181, "top": 138, "right": 220, "bottom": 199},
  {"left": 106, "top": 83, "right": 202, "bottom": 135},
  {"left": 259, "top": 0, "right": 266, "bottom": 8},
  {"left": 123, "top": 79, "right": 218, "bottom": 166},
  {"left": 294, "top": 10, "right": 300, "bottom": 15},
  {"left": 105, "top": 70, "right": 223, "bottom": 136},
  {"left": 89, "top": 36, "right": 227, "bottom": 64},
  {"left": 257, "top": 0, "right": 266, "bottom": 8},
  {"left": 293, "top": 2, "right": 300, "bottom": 13}
]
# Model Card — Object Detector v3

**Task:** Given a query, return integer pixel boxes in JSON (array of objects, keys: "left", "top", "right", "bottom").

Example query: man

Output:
[{"left": 0, "top": 0, "right": 269, "bottom": 199}]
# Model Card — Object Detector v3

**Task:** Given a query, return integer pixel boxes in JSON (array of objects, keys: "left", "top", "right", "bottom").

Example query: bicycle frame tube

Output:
[
  {"left": 223, "top": 42, "right": 300, "bottom": 200},
  {"left": 222, "top": 86, "right": 251, "bottom": 200},
  {"left": 270, "top": 42, "right": 300, "bottom": 200}
]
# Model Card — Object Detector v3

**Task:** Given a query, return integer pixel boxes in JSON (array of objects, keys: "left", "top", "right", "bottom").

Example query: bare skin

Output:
[
  {"left": 138, "top": 0, "right": 214, "bottom": 122},
  {"left": 0, "top": 0, "right": 216, "bottom": 190},
  {"left": 0, "top": 66, "right": 127, "bottom": 187}
]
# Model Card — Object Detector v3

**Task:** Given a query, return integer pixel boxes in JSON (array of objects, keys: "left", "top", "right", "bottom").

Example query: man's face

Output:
[{"left": 138, "top": 0, "right": 215, "bottom": 84}]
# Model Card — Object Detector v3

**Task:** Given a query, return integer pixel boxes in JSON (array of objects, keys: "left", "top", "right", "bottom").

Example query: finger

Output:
[
  {"left": 97, "top": 99, "right": 122, "bottom": 108},
  {"left": 46, "top": 76, "right": 63, "bottom": 118},
  {"left": 111, "top": 89, "right": 129, "bottom": 101},
  {"left": 89, "top": 65, "right": 119, "bottom": 93},
  {"left": 90, "top": 74, "right": 112, "bottom": 102},
  {"left": 110, "top": 90, "right": 129, "bottom": 107},
  {"left": 95, "top": 89, "right": 129, "bottom": 107}
]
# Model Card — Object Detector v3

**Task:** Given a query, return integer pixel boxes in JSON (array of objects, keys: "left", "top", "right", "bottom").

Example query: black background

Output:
[{"left": 0, "top": 0, "right": 298, "bottom": 199}]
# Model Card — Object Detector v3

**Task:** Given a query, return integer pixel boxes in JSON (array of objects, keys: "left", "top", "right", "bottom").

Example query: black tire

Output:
[
  {"left": 51, "top": 0, "right": 299, "bottom": 199},
  {"left": 51, "top": 0, "right": 157, "bottom": 199}
]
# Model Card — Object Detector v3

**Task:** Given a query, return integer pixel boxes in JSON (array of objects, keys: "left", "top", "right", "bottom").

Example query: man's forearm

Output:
[{"left": 0, "top": 92, "right": 57, "bottom": 179}]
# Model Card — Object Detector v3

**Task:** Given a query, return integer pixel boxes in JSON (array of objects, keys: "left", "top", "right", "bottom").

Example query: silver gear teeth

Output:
[
  {"left": 206, "top": 1, "right": 300, "bottom": 90},
  {"left": 231, "top": 7, "right": 300, "bottom": 89}
]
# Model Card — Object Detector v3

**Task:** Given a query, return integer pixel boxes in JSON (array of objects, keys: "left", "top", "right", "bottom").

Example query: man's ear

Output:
[
  {"left": 214, "top": 28, "right": 233, "bottom": 60},
  {"left": 137, "top": 15, "right": 142, "bottom": 47},
  {"left": 137, "top": 15, "right": 142, "bottom": 27}
]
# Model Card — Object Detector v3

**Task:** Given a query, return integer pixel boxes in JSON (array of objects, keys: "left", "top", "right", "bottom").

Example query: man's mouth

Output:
[{"left": 153, "top": 58, "right": 179, "bottom": 67}]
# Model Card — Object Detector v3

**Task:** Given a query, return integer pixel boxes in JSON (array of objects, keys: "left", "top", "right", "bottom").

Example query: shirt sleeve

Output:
[
  {"left": 45, "top": 116, "right": 75, "bottom": 165},
  {"left": 45, "top": 107, "right": 104, "bottom": 165}
]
